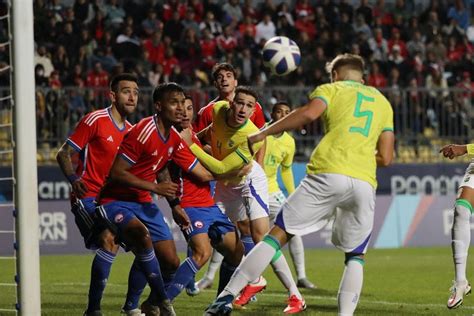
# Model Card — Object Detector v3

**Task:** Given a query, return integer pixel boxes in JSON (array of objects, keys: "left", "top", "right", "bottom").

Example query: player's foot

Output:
[
  {"left": 158, "top": 299, "right": 176, "bottom": 316},
  {"left": 283, "top": 295, "right": 306, "bottom": 314},
  {"left": 186, "top": 281, "right": 201, "bottom": 296},
  {"left": 297, "top": 278, "right": 317, "bottom": 289},
  {"left": 140, "top": 300, "right": 160, "bottom": 316},
  {"left": 203, "top": 294, "right": 234, "bottom": 316},
  {"left": 83, "top": 311, "right": 103, "bottom": 316},
  {"left": 196, "top": 277, "right": 214, "bottom": 290},
  {"left": 447, "top": 280, "right": 471, "bottom": 309},
  {"left": 234, "top": 276, "right": 267, "bottom": 307},
  {"left": 121, "top": 308, "right": 144, "bottom": 316}
]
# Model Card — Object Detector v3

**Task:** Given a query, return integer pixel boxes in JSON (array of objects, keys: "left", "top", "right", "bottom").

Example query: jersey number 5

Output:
[{"left": 349, "top": 92, "right": 374, "bottom": 137}]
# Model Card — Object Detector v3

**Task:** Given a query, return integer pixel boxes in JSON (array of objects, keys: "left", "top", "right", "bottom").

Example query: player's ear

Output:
[
  {"left": 109, "top": 90, "right": 116, "bottom": 103},
  {"left": 154, "top": 101, "right": 162, "bottom": 113}
]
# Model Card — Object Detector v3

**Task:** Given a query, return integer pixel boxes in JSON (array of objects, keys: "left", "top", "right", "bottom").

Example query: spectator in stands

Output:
[
  {"left": 426, "top": 34, "right": 447, "bottom": 65},
  {"left": 356, "top": 0, "right": 373, "bottom": 26},
  {"left": 217, "top": 25, "right": 238, "bottom": 54},
  {"left": 388, "top": 28, "right": 408, "bottom": 58},
  {"left": 52, "top": 45, "right": 70, "bottom": 82},
  {"left": 49, "top": 70, "right": 62, "bottom": 90},
  {"left": 200, "top": 28, "right": 218, "bottom": 69},
  {"left": 442, "top": 17, "right": 466, "bottom": 38},
  {"left": 188, "top": 0, "right": 204, "bottom": 22},
  {"left": 367, "top": 61, "right": 387, "bottom": 88},
  {"left": 35, "top": 64, "right": 49, "bottom": 88},
  {"left": 368, "top": 27, "right": 389, "bottom": 61},
  {"left": 65, "top": 64, "right": 86, "bottom": 87},
  {"left": 176, "top": 28, "right": 201, "bottom": 76},
  {"left": 163, "top": 10, "right": 185, "bottom": 42},
  {"left": 407, "top": 30, "right": 426, "bottom": 58},
  {"left": 200, "top": 11, "right": 223, "bottom": 38},
  {"left": 294, "top": 0, "right": 314, "bottom": 19},
  {"left": 295, "top": 10, "right": 316, "bottom": 40},
  {"left": 79, "top": 29, "right": 98, "bottom": 60},
  {"left": 148, "top": 63, "right": 164, "bottom": 87},
  {"left": 242, "top": 0, "right": 258, "bottom": 21},
  {"left": 58, "top": 22, "right": 79, "bottom": 59},
  {"left": 141, "top": 9, "right": 162, "bottom": 38},
  {"left": 143, "top": 31, "right": 166, "bottom": 66},
  {"left": 162, "top": 47, "right": 179, "bottom": 78},
  {"left": 255, "top": 13, "right": 276, "bottom": 44},
  {"left": 90, "top": 9, "right": 105, "bottom": 41},
  {"left": 222, "top": 0, "right": 243, "bottom": 24},
  {"left": 182, "top": 8, "right": 201, "bottom": 38},
  {"left": 447, "top": 0, "right": 470, "bottom": 31},
  {"left": 73, "top": 0, "right": 94, "bottom": 25},
  {"left": 104, "top": 0, "right": 125, "bottom": 30},
  {"left": 115, "top": 26, "right": 142, "bottom": 60},
  {"left": 86, "top": 62, "right": 109, "bottom": 102},
  {"left": 162, "top": 0, "right": 187, "bottom": 22},
  {"left": 353, "top": 13, "right": 372, "bottom": 39},
  {"left": 35, "top": 46, "right": 55, "bottom": 78}
]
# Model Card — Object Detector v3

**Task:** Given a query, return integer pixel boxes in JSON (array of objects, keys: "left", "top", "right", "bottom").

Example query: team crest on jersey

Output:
[
  {"left": 228, "top": 140, "right": 234, "bottom": 147},
  {"left": 114, "top": 213, "right": 124, "bottom": 223},
  {"left": 168, "top": 147, "right": 174, "bottom": 156},
  {"left": 194, "top": 221, "right": 204, "bottom": 229}
]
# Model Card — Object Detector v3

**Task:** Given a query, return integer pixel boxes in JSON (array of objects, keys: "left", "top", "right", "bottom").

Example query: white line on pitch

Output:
[{"left": 48, "top": 282, "right": 474, "bottom": 310}]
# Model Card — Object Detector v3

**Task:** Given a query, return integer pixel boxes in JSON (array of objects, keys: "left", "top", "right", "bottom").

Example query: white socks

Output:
[
  {"left": 338, "top": 258, "right": 364, "bottom": 316},
  {"left": 288, "top": 235, "right": 306, "bottom": 280},
  {"left": 452, "top": 200, "right": 472, "bottom": 283},
  {"left": 204, "top": 249, "right": 224, "bottom": 281},
  {"left": 271, "top": 252, "right": 302, "bottom": 299}
]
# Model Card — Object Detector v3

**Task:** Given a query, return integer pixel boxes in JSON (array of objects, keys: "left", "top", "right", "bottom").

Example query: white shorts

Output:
[
  {"left": 215, "top": 162, "right": 269, "bottom": 222},
  {"left": 458, "top": 163, "right": 474, "bottom": 195},
  {"left": 268, "top": 191, "right": 286, "bottom": 224},
  {"left": 277, "top": 173, "right": 375, "bottom": 253}
]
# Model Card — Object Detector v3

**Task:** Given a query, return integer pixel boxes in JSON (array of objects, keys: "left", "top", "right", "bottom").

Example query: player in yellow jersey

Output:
[
  {"left": 264, "top": 101, "right": 316, "bottom": 290},
  {"left": 206, "top": 53, "right": 395, "bottom": 316},
  {"left": 181, "top": 86, "right": 305, "bottom": 313}
]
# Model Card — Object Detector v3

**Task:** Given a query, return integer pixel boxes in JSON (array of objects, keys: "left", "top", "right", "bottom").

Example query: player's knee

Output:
[
  {"left": 98, "top": 229, "right": 118, "bottom": 253},
  {"left": 455, "top": 199, "right": 472, "bottom": 221},
  {"left": 192, "top": 248, "right": 212, "bottom": 267},
  {"left": 344, "top": 252, "right": 365, "bottom": 265}
]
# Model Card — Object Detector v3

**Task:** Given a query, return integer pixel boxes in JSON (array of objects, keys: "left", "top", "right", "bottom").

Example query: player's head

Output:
[
  {"left": 271, "top": 101, "right": 291, "bottom": 122},
  {"left": 152, "top": 82, "right": 186, "bottom": 125},
  {"left": 180, "top": 94, "right": 194, "bottom": 129},
  {"left": 229, "top": 86, "right": 257, "bottom": 126},
  {"left": 109, "top": 73, "right": 139, "bottom": 116},
  {"left": 325, "top": 53, "right": 365, "bottom": 83},
  {"left": 212, "top": 62, "right": 238, "bottom": 96}
]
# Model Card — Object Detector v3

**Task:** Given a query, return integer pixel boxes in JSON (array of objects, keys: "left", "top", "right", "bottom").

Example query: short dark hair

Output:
[
  {"left": 211, "top": 62, "right": 237, "bottom": 81},
  {"left": 109, "top": 73, "right": 138, "bottom": 92},
  {"left": 184, "top": 94, "right": 193, "bottom": 101},
  {"left": 272, "top": 101, "right": 291, "bottom": 112},
  {"left": 234, "top": 86, "right": 258, "bottom": 102},
  {"left": 152, "top": 82, "right": 184, "bottom": 103},
  {"left": 325, "top": 53, "right": 365, "bottom": 77}
]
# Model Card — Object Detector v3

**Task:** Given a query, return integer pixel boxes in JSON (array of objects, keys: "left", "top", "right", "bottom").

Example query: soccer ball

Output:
[{"left": 262, "top": 36, "right": 301, "bottom": 76}]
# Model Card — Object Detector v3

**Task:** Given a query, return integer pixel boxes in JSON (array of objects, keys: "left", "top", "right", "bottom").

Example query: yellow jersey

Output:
[
  {"left": 263, "top": 129, "right": 296, "bottom": 194},
  {"left": 188, "top": 100, "right": 263, "bottom": 185},
  {"left": 307, "top": 80, "right": 393, "bottom": 188}
]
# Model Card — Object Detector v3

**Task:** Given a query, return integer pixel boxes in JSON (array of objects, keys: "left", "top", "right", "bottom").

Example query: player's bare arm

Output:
[
  {"left": 108, "top": 155, "right": 178, "bottom": 197},
  {"left": 254, "top": 139, "right": 266, "bottom": 166},
  {"left": 376, "top": 131, "right": 395, "bottom": 167},
  {"left": 56, "top": 142, "right": 88, "bottom": 198},
  {"left": 248, "top": 98, "right": 327, "bottom": 155},
  {"left": 440, "top": 144, "right": 468, "bottom": 160}
]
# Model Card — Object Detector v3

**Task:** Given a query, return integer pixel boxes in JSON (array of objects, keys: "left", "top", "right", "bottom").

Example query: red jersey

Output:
[
  {"left": 67, "top": 107, "right": 133, "bottom": 199},
  {"left": 194, "top": 99, "right": 265, "bottom": 132},
  {"left": 170, "top": 130, "right": 214, "bottom": 208},
  {"left": 99, "top": 115, "right": 197, "bottom": 204}
]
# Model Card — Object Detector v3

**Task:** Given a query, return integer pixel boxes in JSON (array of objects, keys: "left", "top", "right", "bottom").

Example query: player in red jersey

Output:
[
  {"left": 162, "top": 95, "right": 244, "bottom": 301},
  {"left": 56, "top": 73, "right": 138, "bottom": 316},
  {"left": 96, "top": 83, "right": 222, "bottom": 315},
  {"left": 194, "top": 63, "right": 268, "bottom": 291}
]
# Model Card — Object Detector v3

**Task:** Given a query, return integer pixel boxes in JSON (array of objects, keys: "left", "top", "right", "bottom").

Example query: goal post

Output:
[{"left": 12, "top": 0, "right": 41, "bottom": 315}]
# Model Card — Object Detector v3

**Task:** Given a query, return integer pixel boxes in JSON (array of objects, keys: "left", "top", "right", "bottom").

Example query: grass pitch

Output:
[{"left": 1, "top": 247, "right": 473, "bottom": 315}]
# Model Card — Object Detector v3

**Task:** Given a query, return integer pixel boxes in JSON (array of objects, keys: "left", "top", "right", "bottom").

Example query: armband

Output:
[
  {"left": 168, "top": 197, "right": 181, "bottom": 208},
  {"left": 467, "top": 144, "right": 474, "bottom": 157},
  {"left": 67, "top": 174, "right": 80, "bottom": 184}
]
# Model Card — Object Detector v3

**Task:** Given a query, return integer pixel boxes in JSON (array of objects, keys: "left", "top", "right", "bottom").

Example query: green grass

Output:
[{"left": 1, "top": 247, "right": 474, "bottom": 315}]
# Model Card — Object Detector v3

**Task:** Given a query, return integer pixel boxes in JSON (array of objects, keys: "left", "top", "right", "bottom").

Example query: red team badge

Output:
[
  {"left": 194, "top": 221, "right": 204, "bottom": 229},
  {"left": 114, "top": 213, "right": 124, "bottom": 223}
]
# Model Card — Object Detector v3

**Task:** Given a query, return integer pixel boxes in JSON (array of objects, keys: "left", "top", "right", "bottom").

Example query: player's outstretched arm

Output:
[
  {"left": 56, "top": 142, "right": 88, "bottom": 198},
  {"left": 440, "top": 144, "right": 469, "bottom": 160},
  {"left": 376, "top": 131, "right": 395, "bottom": 167},
  {"left": 248, "top": 98, "right": 327, "bottom": 154},
  {"left": 108, "top": 155, "right": 178, "bottom": 197}
]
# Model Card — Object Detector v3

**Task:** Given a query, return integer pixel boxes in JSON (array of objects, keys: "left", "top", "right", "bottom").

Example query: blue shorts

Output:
[
  {"left": 183, "top": 205, "right": 235, "bottom": 244},
  {"left": 71, "top": 197, "right": 98, "bottom": 249},
  {"left": 98, "top": 201, "right": 173, "bottom": 244}
]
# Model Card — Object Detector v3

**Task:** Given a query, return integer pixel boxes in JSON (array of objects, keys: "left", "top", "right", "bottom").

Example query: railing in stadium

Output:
[{"left": 0, "top": 86, "right": 472, "bottom": 165}]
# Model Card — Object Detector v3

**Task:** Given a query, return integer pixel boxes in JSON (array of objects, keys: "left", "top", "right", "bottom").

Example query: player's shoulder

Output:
[
  {"left": 197, "top": 101, "right": 215, "bottom": 116},
  {"left": 132, "top": 116, "right": 156, "bottom": 144},
  {"left": 81, "top": 108, "right": 110, "bottom": 127}
]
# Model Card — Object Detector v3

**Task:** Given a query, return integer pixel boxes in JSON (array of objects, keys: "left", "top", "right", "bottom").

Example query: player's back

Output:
[{"left": 308, "top": 80, "right": 393, "bottom": 188}]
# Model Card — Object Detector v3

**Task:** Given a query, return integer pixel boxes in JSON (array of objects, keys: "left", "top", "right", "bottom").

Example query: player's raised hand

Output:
[
  {"left": 72, "top": 179, "right": 88, "bottom": 198},
  {"left": 180, "top": 127, "right": 193, "bottom": 146},
  {"left": 440, "top": 144, "right": 467, "bottom": 159},
  {"left": 171, "top": 205, "right": 191, "bottom": 231},
  {"left": 153, "top": 181, "right": 179, "bottom": 197},
  {"left": 247, "top": 131, "right": 265, "bottom": 156}
]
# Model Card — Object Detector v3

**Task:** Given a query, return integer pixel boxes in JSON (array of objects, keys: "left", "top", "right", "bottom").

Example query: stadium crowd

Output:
[{"left": 1, "top": 0, "right": 474, "bottom": 161}]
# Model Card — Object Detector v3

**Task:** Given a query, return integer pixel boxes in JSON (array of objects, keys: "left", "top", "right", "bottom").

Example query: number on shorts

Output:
[{"left": 349, "top": 92, "right": 374, "bottom": 137}]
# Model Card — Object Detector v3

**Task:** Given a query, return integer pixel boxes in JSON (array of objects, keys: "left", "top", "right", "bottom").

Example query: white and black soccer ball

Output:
[{"left": 262, "top": 36, "right": 301, "bottom": 76}]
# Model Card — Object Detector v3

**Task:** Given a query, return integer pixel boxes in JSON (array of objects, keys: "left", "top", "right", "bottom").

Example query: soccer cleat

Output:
[
  {"left": 297, "top": 278, "right": 317, "bottom": 289},
  {"left": 203, "top": 294, "right": 234, "bottom": 316},
  {"left": 186, "top": 282, "right": 201, "bottom": 296},
  {"left": 121, "top": 308, "right": 145, "bottom": 316},
  {"left": 83, "top": 311, "right": 103, "bottom": 316},
  {"left": 233, "top": 276, "right": 267, "bottom": 307},
  {"left": 283, "top": 295, "right": 307, "bottom": 314},
  {"left": 140, "top": 300, "right": 160, "bottom": 316},
  {"left": 158, "top": 299, "right": 176, "bottom": 316},
  {"left": 447, "top": 281, "right": 471, "bottom": 309},
  {"left": 196, "top": 277, "right": 214, "bottom": 290}
]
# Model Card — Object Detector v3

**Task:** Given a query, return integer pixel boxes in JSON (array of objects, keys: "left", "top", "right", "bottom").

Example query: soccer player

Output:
[
  {"left": 181, "top": 86, "right": 304, "bottom": 312},
  {"left": 194, "top": 62, "right": 267, "bottom": 291},
  {"left": 164, "top": 94, "right": 245, "bottom": 301},
  {"left": 440, "top": 143, "right": 474, "bottom": 309},
  {"left": 205, "top": 53, "right": 395, "bottom": 315},
  {"left": 56, "top": 73, "right": 138, "bottom": 316},
  {"left": 264, "top": 101, "right": 316, "bottom": 289},
  {"left": 97, "top": 83, "right": 216, "bottom": 315}
]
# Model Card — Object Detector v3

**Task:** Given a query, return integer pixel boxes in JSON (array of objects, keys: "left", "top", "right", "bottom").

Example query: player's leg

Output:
[
  {"left": 332, "top": 176, "right": 374, "bottom": 316},
  {"left": 236, "top": 219, "right": 255, "bottom": 255},
  {"left": 71, "top": 198, "right": 119, "bottom": 315},
  {"left": 184, "top": 246, "right": 200, "bottom": 296},
  {"left": 448, "top": 184, "right": 474, "bottom": 309}
]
